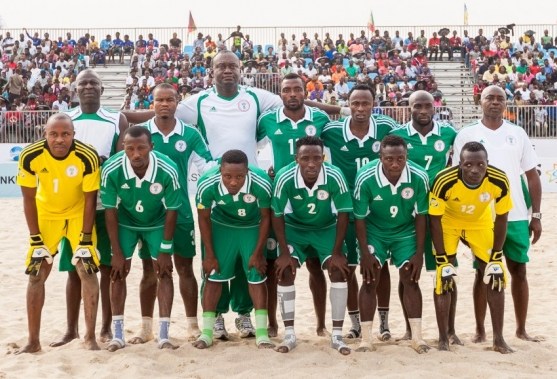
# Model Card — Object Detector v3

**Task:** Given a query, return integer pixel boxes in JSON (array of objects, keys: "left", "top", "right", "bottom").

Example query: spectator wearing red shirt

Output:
[
  {"left": 428, "top": 32, "right": 440, "bottom": 61},
  {"left": 449, "top": 31, "right": 463, "bottom": 60},
  {"left": 473, "top": 79, "right": 486, "bottom": 105}
]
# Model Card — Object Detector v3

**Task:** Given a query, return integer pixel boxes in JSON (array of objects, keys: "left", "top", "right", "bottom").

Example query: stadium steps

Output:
[
  {"left": 428, "top": 60, "right": 477, "bottom": 128},
  {"left": 93, "top": 64, "right": 130, "bottom": 110}
]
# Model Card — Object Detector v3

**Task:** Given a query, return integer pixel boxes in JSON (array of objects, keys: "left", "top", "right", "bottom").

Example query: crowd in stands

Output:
[
  {"left": 469, "top": 28, "right": 557, "bottom": 135},
  {"left": 1, "top": 26, "right": 557, "bottom": 139}
]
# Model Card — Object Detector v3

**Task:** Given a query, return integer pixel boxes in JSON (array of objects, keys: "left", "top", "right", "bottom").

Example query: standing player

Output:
[
  {"left": 257, "top": 73, "right": 332, "bottom": 337},
  {"left": 272, "top": 136, "right": 352, "bottom": 355},
  {"left": 193, "top": 150, "right": 274, "bottom": 349},
  {"left": 101, "top": 126, "right": 182, "bottom": 351},
  {"left": 133, "top": 83, "right": 214, "bottom": 342},
  {"left": 353, "top": 135, "right": 429, "bottom": 354},
  {"left": 430, "top": 142, "right": 514, "bottom": 353},
  {"left": 52, "top": 69, "right": 128, "bottom": 347},
  {"left": 16, "top": 113, "right": 101, "bottom": 354},
  {"left": 390, "top": 90, "right": 457, "bottom": 341},
  {"left": 321, "top": 84, "right": 398, "bottom": 340},
  {"left": 453, "top": 85, "right": 542, "bottom": 342}
]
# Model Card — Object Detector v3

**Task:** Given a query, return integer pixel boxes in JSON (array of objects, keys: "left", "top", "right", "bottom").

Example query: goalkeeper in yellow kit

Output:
[
  {"left": 16, "top": 113, "right": 101, "bottom": 354},
  {"left": 429, "top": 141, "right": 514, "bottom": 354}
]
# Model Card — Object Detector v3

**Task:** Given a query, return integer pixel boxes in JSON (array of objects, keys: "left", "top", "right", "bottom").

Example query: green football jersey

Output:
[
  {"left": 390, "top": 121, "right": 457, "bottom": 183},
  {"left": 101, "top": 150, "right": 182, "bottom": 230},
  {"left": 322, "top": 115, "right": 398, "bottom": 191},
  {"left": 257, "top": 105, "right": 330, "bottom": 171},
  {"left": 196, "top": 164, "right": 272, "bottom": 227},
  {"left": 272, "top": 161, "right": 353, "bottom": 230},
  {"left": 353, "top": 159, "right": 429, "bottom": 238},
  {"left": 140, "top": 117, "right": 214, "bottom": 223}
]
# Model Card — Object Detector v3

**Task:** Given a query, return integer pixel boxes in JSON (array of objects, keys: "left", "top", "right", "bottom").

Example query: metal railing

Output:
[
  {"left": 2, "top": 105, "right": 555, "bottom": 144},
  {"left": 2, "top": 24, "right": 555, "bottom": 53}
]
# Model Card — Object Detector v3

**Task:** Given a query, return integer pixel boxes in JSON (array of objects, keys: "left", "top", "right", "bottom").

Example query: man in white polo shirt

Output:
[{"left": 453, "top": 85, "right": 542, "bottom": 343}]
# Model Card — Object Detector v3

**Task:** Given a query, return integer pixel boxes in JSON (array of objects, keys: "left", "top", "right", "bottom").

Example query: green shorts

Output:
[
  {"left": 285, "top": 224, "right": 347, "bottom": 269},
  {"left": 503, "top": 220, "right": 530, "bottom": 264},
  {"left": 59, "top": 211, "right": 110, "bottom": 272},
  {"left": 367, "top": 232, "right": 417, "bottom": 269},
  {"left": 345, "top": 220, "right": 359, "bottom": 266},
  {"left": 204, "top": 221, "right": 266, "bottom": 284},
  {"left": 138, "top": 222, "right": 196, "bottom": 259},
  {"left": 265, "top": 230, "right": 278, "bottom": 260},
  {"left": 120, "top": 226, "right": 167, "bottom": 260}
]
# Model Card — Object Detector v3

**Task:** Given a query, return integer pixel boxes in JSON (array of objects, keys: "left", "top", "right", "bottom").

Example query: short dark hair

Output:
[
  {"left": 221, "top": 149, "right": 248, "bottom": 166},
  {"left": 296, "top": 136, "right": 324, "bottom": 152},
  {"left": 461, "top": 141, "right": 487, "bottom": 156},
  {"left": 348, "top": 84, "right": 375, "bottom": 100},
  {"left": 283, "top": 73, "right": 303, "bottom": 81},
  {"left": 380, "top": 134, "right": 407, "bottom": 150},
  {"left": 124, "top": 125, "right": 152, "bottom": 143},
  {"left": 153, "top": 83, "right": 176, "bottom": 95}
]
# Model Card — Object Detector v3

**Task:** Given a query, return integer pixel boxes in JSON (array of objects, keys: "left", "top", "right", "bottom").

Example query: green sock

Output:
[
  {"left": 201, "top": 311, "right": 216, "bottom": 343},
  {"left": 255, "top": 309, "right": 269, "bottom": 342}
]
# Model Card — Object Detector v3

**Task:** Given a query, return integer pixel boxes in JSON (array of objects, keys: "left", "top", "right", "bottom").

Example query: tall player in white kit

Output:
[
  {"left": 51, "top": 69, "right": 128, "bottom": 346},
  {"left": 453, "top": 85, "right": 543, "bottom": 343}
]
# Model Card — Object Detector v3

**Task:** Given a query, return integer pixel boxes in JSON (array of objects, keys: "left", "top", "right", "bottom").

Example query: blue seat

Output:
[
  {"left": 369, "top": 73, "right": 378, "bottom": 80},
  {"left": 304, "top": 57, "right": 314, "bottom": 66},
  {"left": 183, "top": 45, "right": 194, "bottom": 56},
  {"left": 346, "top": 81, "right": 355, "bottom": 90},
  {"left": 548, "top": 48, "right": 557, "bottom": 57},
  {"left": 343, "top": 58, "right": 350, "bottom": 67},
  {"left": 264, "top": 44, "right": 274, "bottom": 53}
]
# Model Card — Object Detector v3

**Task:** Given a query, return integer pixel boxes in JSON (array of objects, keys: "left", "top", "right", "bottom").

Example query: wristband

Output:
[
  {"left": 160, "top": 239, "right": 173, "bottom": 253},
  {"left": 435, "top": 254, "right": 449, "bottom": 265},
  {"left": 79, "top": 232, "right": 93, "bottom": 245},
  {"left": 490, "top": 249, "right": 503, "bottom": 262},
  {"left": 30, "top": 234, "right": 44, "bottom": 245}
]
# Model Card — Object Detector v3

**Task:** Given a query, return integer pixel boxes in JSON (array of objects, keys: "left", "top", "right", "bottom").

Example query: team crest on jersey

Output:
[
  {"left": 243, "top": 194, "right": 256, "bottom": 203},
  {"left": 372, "top": 141, "right": 381, "bottom": 153},
  {"left": 150, "top": 183, "right": 163, "bottom": 195},
  {"left": 175, "top": 140, "right": 187, "bottom": 152},
  {"left": 237, "top": 100, "right": 250, "bottom": 112},
  {"left": 506, "top": 135, "right": 516, "bottom": 145},
  {"left": 434, "top": 140, "right": 445, "bottom": 152},
  {"left": 430, "top": 198, "right": 439, "bottom": 207},
  {"left": 317, "top": 190, "right": 329, "bottom": 200},
  {"left": 288, "top": 244, "right": 295, "bottom": 255},
  {"left": 479, "top": 192, "right": 491, "bottom": 202},
  {"left": 66, "top": 165, "right": 78, "bottom": 177},
  {"left": 401, "top": 187, "right": 414, "bottom": 199},
  {"left": 267, "top": 238, "right": 277, "bottom": 250},
  {"left": 305, "top": 125, "right": 317, "bottom": 136}
]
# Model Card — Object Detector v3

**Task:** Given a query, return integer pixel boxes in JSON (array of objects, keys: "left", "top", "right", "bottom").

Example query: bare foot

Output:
[
  {"left": 158, "top": 341, "right": 178, "bottom": 350},
  {"left": 493, "top": 339, "right": 514, "bottom": 354},
  {"left": 396, "top": 330, "right": 412, "bottom": 341},
  {"left": 128, "top": 331, "right": 154, "bottom": 345},
  {"left": 377, "top": 330, "right": 391, "bottom": 342},
  {"left": 268, "top": 325, "right": 278, "bottom": 338},
  {"left": 355, "top": 345, "right": 375, "bottom": 352},
  {"left": 411, "top": 340, "right": 430, "bottom": 354},
  {"left": 257, "top": 341, "right": 275, "bottom": 349},
  {"left": 516, "top": 331, "right": 544, "bottom": 342},
  {"left": 449, "top": 333, "right": 464, "bottom": 345},
  {"left": 186, "top": 327, "right": 201, "bottom": 342},
  {"left": 472, "top": 329, "right": 486, "bottom": 343},
  {"left": 276, "top": 345, "right": 290, "bottom": 353},
  {"left": 192, "top": 339, "right": 211, "bottom": 349},
  {"left": 316, "top": 327, "right": 330, "bottom": 337},
  {"left": 15, "top": 342, "right": 41, "bottom": 355},
  {"left": 107, "top": 339, "right": 125, "bottom": 352},
  {"left": 83, "top": 338, "right": 100, "bottom": 351},
  {"left": 438, "top": 339, "right": 450, "bottom": 351},
  {"left": 100, "top": 328, "right": 113, "bottom": 343},
  {"left": 50, "top": 333, "right": 79, "bottom": 347}
]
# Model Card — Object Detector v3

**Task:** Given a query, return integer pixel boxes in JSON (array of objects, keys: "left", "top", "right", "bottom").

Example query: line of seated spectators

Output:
[{"left": 468, "top": 28, "right": 557, "bottom": 136}]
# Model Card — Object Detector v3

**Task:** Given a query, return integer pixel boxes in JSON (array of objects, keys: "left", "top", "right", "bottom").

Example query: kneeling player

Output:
[
  {"left": 272, "top": 136, "right": 352, "bottom": 355},
  {"left": 429, "top": 141, "right": 514, "bottom": 354},
  {"left": 353, "top": 135, "right": 429, "bottom": 354},
  {"left": 193, "top": 150, "right": 274, "bottom": 349},
  {"left": 101, "top": 126, "right": 182, "bottom": 351}
]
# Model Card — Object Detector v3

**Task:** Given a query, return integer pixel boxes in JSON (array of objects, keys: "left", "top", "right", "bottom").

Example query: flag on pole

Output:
[
  {"left": 367, "top": 11, "right": 375, "bottom": 32},
  {"left": 464, "top": 3, "right": 469, "bottom": 26},
  {"left": 188, "top": 11, "right": 197, "bottom": 34}
]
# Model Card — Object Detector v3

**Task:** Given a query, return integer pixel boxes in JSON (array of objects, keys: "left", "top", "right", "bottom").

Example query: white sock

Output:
[
  {"left": 186, "top": 317, "right": 199, "bottom": 330},
  {"left": 358, "top": 321, "right": 373, "bottom": 349},
  {"left": 409, "top": 318, "right": 424, "bottom": 343},
  {"left": 113, "top": 315, "right": 125, "bottom": 341},
  {"left": 159, "top": 317, "right": 170, "bottom": 341}
]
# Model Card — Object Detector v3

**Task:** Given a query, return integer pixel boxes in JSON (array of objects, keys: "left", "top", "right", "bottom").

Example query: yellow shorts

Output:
[
  {"left": 439, "top": 228, "right": 493, "bottom": 263},
  {"left": 39, "top": 217, "right": 97, "bottom": 257}
]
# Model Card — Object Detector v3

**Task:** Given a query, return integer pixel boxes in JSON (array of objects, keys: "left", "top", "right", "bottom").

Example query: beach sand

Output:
[{"left": 1, "top": 195, "right": 556, "bottom": 378}]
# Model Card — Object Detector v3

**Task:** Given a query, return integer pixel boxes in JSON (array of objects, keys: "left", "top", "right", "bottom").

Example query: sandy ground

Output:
[{"left": 0, "top": 195, "right": 556, "bottom": 379}]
